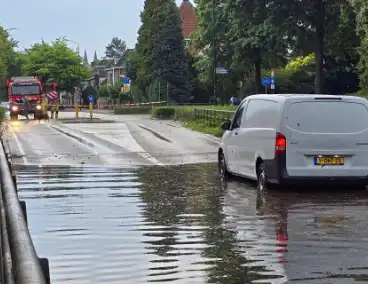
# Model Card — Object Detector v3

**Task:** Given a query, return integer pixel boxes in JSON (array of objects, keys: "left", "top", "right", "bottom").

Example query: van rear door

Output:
[{"left": 283, "top": 97, "right": 368, "bottom": 177}]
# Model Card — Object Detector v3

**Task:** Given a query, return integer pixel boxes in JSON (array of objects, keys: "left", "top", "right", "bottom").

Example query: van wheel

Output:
[{"left": 218, "top": 152, "right": 230, "bottom": 178}]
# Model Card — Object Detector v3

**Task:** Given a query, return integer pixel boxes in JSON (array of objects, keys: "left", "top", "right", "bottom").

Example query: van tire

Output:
[{"left": 218, "top": 152, "right": 231, "bottom": 178}]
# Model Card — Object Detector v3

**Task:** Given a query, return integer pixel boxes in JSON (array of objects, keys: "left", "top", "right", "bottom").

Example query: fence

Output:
[
  {"left": 194, "top": 108, "right": 235, "bottom": 126},
  {"left": 0, "top": 141, "right": 50, "bottom": 284}
]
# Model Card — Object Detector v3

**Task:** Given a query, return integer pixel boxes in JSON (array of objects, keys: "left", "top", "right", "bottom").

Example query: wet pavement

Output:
[
  {"left": 6, "top": 115, "right": 368, "bottom": 283},
  {"left": 14, "top": 163, "right": 368, "bottom": 284}
]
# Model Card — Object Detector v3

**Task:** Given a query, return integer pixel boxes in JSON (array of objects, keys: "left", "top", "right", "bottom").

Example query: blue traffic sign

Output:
[
  {"left": 88, "top": 95, "right": 94, "bottom": 103},
  {"left": 122, "top": 77, "right": 130, "bottom": 84},
  {"left": 270, "top": 77, "right": 276, "bottom": 84},
  {"left": 261, "top": 77, "right": 271, "bottom": 87}
]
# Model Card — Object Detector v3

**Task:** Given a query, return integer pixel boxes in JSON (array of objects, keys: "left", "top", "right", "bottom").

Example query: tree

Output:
[
  {"left": 22, "top": 38, "right": 91, "bottom": 91},
  {"left": 350, "top": 0, "right": 368, "bottom": 89},
  {"left": 227, "top": 0, "right": 287, "bottom": 93},
  {"left": 0, "top": 27, "right": 18, "bottom": 78},
  {"left": 105, "top": 37, "right": 127, "bottom": 59},
  {"left": 125, "top": 49, "right": 138, "bottom": 82},
  {"left": 151, "top": 1, "right": 189, "bottom": 102},
  {"left": 269, "top": 0, "right": 347, "bottom": 93}
]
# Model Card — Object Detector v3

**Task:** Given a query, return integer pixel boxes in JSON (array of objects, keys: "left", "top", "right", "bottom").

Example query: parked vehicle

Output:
[
  {"left": 218, "top": 94, "right": 368, "bottom": 188},
  {"left": 7, "top": 77, "right": 43, "bottom": 120}
]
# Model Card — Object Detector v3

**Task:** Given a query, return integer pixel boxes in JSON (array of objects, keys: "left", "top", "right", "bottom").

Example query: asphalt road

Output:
[
  {"left": 5, "top": 112, "right": 368, "bottom": 284},
  {"left": 4, "top": 112, "right": 219, "bottom": 166}
]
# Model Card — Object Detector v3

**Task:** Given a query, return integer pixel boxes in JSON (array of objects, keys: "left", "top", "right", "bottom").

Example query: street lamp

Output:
[
  {"left": 64, "top": 38, "right": 80, "bottom": 56},
  {"left": 64, "top": 38, "right": 81, "bottom": 105},
  {"left": 5, "top": 28, "right": 17, "bottom": 32}
]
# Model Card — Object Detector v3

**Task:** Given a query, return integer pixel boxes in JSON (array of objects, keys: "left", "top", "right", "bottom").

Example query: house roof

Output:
[{"left": 179, "top": 0, "right": 197, "bottom": 39}]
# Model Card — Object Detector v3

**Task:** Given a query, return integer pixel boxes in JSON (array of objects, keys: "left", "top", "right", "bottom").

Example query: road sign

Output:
[
  {"left": 216, "top": 67, "right": 228, "bottom": 74},
  {"left": 261, "top": 77, "right": 271, "bottom": 87},
  {"left": 122, "top": 77, "right": 130, "bottom": 85},
  {"left": 88, "top": 95, "right": 94, "bottom": 103},
  {"left": 270, "top": 83, "right": 275, "bottom": 90},
  {"left": 270, "top": 77, "right": 276, "bottom": 85}
]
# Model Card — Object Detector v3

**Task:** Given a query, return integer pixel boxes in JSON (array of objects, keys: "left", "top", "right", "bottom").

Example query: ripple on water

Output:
[{"left": 15, "top": 164, "right": 368, "bottom": 283}]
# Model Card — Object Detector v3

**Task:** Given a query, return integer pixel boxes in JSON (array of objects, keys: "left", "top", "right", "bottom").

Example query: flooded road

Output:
[{"left": 15, "top": 163, "right": 368, "bottom": 284}]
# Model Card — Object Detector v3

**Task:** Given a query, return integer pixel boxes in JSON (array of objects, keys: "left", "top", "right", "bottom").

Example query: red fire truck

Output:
[
  {"left": 7, "top": 76, "right": 44, "bottom": 120},
  {"left": 7, "top": 77, "right": 59, "bottom": 120}
]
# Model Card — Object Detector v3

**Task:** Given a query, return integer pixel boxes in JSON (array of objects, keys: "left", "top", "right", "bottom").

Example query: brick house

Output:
[{"left": 179, "top": 0, "right": 197, "bottom": 45}]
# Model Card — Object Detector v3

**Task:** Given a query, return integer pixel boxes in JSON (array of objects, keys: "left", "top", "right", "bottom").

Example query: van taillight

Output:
[{"left": 275, "top": 133, "right": 286, "bottom": 155}]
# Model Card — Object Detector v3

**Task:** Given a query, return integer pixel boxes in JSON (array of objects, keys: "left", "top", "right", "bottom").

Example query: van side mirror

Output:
[{"left": 221, "top": 120, "right": 231, "bottom": 131}]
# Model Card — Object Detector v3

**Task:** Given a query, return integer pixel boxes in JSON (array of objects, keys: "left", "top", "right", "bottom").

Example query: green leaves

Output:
[
  {"left": 105, "top": 37, "right": 127, "bottom": 59},
  {"left": 133, "top": 0, "right": 190, "bottom": 102},
  {"left": 22, "top": 38, "right": 91, "bottom": 91}
]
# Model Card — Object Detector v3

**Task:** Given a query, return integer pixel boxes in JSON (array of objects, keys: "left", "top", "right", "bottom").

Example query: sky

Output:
[{"left": 1, "top": 0, "right": 184, "bottom": 62}]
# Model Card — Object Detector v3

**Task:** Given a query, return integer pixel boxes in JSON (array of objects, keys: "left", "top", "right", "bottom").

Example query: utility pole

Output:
[
  {"left": 167, "top": 81, "right": 169, "bottom": 106},
  {"left": 212, "top": 0, "right": 217, "bottom": 102}
]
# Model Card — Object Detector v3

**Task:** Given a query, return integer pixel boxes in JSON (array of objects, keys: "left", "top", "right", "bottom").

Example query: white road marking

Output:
[
  {"left": 47, "top": 124, "right": 100, "bottom": 156},
  {"left": 8, "top": 124, "right": 28, "bottom": 165},
  {"left": 63, "top": 123, "right": 162, "bottom": 166}
]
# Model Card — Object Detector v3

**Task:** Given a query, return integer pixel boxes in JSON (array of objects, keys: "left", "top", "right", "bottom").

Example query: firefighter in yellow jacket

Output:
[
  {"left": 41, "top": 94, "right": 48, "bottom": 119},
  {"left": 50, "top": 96, "right": 59, "bottom": 119}
]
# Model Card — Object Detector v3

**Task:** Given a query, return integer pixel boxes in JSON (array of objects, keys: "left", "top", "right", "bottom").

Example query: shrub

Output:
[
  {"left": 114, "top": 106, "right": 152, "bottom": 115},
  {"left": 0, "top": 107, "right": 6, "bottom": 138},
  {"left": 152, "top": 107, "right": 176, "bottom": 119}
]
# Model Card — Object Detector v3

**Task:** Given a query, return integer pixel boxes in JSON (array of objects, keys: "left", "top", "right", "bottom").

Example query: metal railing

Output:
[
  {"left": 0, "top": 142, "right": 50, "bottom": 284},
  {"left": 194, "top": 108, "right": 234, "bottom": 126}
]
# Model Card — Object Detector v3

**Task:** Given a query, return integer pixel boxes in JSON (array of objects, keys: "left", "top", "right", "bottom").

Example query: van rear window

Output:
[{"left": 285, "top": 101, "right": 368, "bottom": 133}]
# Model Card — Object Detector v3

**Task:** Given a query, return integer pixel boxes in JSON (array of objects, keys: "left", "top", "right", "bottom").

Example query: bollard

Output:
[
  {"left": 75, "top": 103, "right": 79, "bottom": 118},
  {"left": 39, "top": 258, "right": 51, "bottom": 284},
  {"left": 89, "top": 102, "right": 93, "bottom": 120},
  {"left": 19, "top": 200, "right": 27, "bottom": 225}
]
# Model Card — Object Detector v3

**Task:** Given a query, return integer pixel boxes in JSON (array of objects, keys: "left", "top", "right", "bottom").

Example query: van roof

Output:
[{"left": 244, "top": 94, "right": 367, "bottom": 103}]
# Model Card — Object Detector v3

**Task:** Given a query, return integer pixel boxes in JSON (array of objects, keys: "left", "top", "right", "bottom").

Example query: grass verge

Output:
[
  {"left": 184, "top": 120, "right": 224, "bottom": 137},
  {"left": 152, "top": 105, "right": 235, "bottom": 137}
]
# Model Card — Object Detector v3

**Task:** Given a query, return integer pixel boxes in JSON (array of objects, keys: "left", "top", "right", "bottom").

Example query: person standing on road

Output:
[
  {"left": 49, "top": 93, "right": 59, "bottom": 119},
  {"left": 22, "top": 97, "right": 31, "bottom": 121},
  {"left": 41, "top": 93, "right": 48, "bottom": 119}
]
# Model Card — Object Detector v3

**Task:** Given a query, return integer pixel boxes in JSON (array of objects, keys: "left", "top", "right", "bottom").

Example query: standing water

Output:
[{"left": 15, "top": 163, "right": 368, "bottom": 283}]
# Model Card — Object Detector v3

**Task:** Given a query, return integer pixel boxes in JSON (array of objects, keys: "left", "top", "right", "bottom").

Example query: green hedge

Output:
[
  {"left": 114, "top": 106, "right": 152, "bottom": 115},
  {"left": 152, "top": 107, "right": 176, "bottom": 119}
]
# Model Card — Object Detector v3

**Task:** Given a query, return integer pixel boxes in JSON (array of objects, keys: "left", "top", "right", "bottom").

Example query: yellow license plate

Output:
[{"left": 315, "top": 157, "right": 344, "bottom": 165}]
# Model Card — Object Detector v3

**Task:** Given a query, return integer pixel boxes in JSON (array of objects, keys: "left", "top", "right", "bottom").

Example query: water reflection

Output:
[
  {"left": 138, "top": 164, "right": 286, "bottom": 283},
  {"left": 15, "top": 163, "right": 368, "bottom": 283}
]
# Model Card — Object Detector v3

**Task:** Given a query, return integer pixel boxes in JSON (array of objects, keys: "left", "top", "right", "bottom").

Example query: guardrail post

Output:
[
  {"left": 19, "top": 201, "right": 27, "bottom": 225},
  {"left": 12, "top": 172, "right": 17, "bottom": 190},
  {"left": 39, "top": 258, "right": 51, "bottom": 284}
]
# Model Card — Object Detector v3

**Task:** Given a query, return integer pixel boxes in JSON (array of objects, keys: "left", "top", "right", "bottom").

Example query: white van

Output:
[{"left": 218, "top": 94, "right": 368, "bottom": 188}]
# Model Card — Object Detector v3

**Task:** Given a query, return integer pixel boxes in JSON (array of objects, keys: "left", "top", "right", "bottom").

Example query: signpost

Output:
[
  {"left": 215, "top": 67, "right": 228, "bottom": 103},
  {"left": 261, "top": 77, "right": 271, "bottom": 93},
  {"left": 270, "top": 70, "right": 275, "bottom": 92},
  {"left": 216, "top": 67, "right": 228, "bottom": 75},
  {"left": 88, "top": 95, "right": 93, "bottom": 119}
]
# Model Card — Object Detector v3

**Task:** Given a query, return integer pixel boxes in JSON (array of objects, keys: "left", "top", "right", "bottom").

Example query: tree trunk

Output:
[
  {"left": 254, "top": 49, "right": 261, "bottom": 93},
  {"left": 315, "top": 0, "right": 325, "bottom": 94}
]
